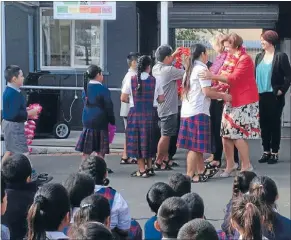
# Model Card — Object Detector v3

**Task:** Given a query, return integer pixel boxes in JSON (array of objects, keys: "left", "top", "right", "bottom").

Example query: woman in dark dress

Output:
[
  {"left": 75, "top": 65, "right": 115, "bottom": 173},
  {"left": 121, "top": 56, "right": 165, "bottom": 178}
]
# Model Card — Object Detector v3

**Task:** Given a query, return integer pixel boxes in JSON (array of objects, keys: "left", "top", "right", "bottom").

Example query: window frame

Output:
[{"left": 39, "top": 7, "right": 104, "bottom": 71}]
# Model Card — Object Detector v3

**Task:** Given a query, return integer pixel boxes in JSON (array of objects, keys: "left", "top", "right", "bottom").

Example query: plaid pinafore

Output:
[
  {"left": 126, "top": 76, "right": 159, "bottom": 159},
  {"left": 96, "top": 187, "right": 142, "bottom": 240}
]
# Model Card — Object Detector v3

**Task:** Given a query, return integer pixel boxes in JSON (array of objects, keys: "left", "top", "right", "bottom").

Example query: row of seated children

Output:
[{"left": 1, "top": 154, "right": 291, "bottom": 239}]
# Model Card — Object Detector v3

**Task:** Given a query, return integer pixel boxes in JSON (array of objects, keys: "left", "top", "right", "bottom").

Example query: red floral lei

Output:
[
  {"left": 173, "top": 47, "right": 190, "bottom": 97},
  {"left": 214, "top": 47, "right": 246, "bottom": 92}
]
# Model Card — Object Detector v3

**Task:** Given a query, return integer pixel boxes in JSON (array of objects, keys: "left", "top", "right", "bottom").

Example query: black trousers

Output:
[
  {"left": 168, "top": 106, "right": 181, "bottom": 158},
  {"left": 259, "top": 92, "right": 285, "bottom": 153},
  {"left": 210, "top": 100, "right": 239, "bottom": 164}
]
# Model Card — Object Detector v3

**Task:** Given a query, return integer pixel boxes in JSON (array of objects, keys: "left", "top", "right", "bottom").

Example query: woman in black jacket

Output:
[{"left": 255, "top": 30, "right": 291, "bottom": 164}]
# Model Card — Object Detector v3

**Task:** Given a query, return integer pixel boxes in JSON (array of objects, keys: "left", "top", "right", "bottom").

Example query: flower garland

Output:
[
  {"left": 173, "top": 47, "right": 190, "bottom": 97},
  {"left": 214, "top": 47, "right": 246, "bottom": 92}
]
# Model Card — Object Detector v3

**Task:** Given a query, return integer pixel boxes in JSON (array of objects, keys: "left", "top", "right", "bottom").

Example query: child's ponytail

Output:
[
  {"left": 27, "top": 196, "right": 47, "bottom": 240},
  {"left": 135, "top": 55, "right": 152, "bottom": 95},
  {"left": 242, "top": 202, "right": 262, "bottom": 240}
]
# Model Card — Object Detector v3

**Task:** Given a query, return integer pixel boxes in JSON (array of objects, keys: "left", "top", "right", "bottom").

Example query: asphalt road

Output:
[{"left": 30, "top": 139, "right": 291, "bottom": 231}]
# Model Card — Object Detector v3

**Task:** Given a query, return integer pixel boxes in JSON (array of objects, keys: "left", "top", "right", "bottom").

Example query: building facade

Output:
[{"left": 2, "top": 1, "right": 291, "bottom": 132}]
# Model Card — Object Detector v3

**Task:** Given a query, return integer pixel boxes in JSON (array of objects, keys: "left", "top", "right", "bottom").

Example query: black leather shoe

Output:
[
  {"left": 258, "top": 153, "right": 270, "bottom": 163},
  {"left": 268, "top": 154, "right": 278, "bottom": 164}
]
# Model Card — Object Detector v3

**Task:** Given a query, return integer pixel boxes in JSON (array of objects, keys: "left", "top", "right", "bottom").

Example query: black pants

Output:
[
  {"left": 168, "top": 106, "right": 181, "bottom": 158},
  {"left": 210, "top": 100, "right": 239, "bottom": 164},
  {"left": 259, "top": 92, "right": 285, "bottom": 153}
]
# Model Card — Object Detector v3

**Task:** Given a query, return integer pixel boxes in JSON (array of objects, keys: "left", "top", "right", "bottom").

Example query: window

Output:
[{"left": 40, "top": 8, "right": 103, "bottom": 69}]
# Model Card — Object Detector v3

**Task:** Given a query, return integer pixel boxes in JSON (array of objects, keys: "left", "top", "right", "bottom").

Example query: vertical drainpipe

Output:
[{"left": 160, "top": 1, "right": 168, "bottom": 45}]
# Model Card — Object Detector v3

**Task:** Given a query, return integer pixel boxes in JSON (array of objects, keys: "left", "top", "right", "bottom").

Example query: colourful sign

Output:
[{"left": 53, "top": 1, "right": 116, "bottom": 20}]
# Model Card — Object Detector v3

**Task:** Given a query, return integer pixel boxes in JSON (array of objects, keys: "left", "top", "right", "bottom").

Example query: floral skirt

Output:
[{"left": 221, "top": 102, "right": 261, "bottom": 139}]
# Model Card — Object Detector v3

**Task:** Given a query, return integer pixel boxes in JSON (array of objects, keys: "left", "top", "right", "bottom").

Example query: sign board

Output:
[{"left": 53, "top": 1, "right": 116, "bottom": 20}]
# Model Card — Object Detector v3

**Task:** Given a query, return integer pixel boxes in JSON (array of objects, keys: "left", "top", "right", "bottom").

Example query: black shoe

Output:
[
  {"left": 268, "top": 154, "right": 278, "bottom": 164},
  {"left": 258, "top": 153, "right": 270, "bottom": 163}
]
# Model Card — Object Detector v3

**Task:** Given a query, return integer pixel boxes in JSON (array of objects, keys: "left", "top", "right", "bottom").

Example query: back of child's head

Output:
[
  {"left": 63, "top": 173, "right": 95, "bottom": 208},
  {"left": 182, "top": 192, "right": 204, "bottom": 220},
  {"left": 157, "top": 196, "right": 190, "bottom": 238},
  {"left": 69, "top": 222, "right": 113, "bottom": 240},
  {"left": 146, "top": 182, "right": 176, "bottom": 214},
  {"left": 27, "top": 183, "right": 70, "bottom": 240},
  {"left": 231, "top": 194, "right": 262, "bottom": 240},
  {"left": 74, "top": 194, "right": 111, "bottom": 226},
  {"left": 86, "top": 65, "right": 102, "bottom": 80},
  {"left": 249, "top": 176, "right": 278, "bottom": 232},
  {"left": 127, "top": 52, "right": 140, "bottom": 67},
  {"left": 178, "top": 219, "right": 219, "bottom": 240},
  {"left": 232, "top": 171, "right": 257, "bottom": 198},
  {"left": 4, "top": 65, "right": 21, "bottom": 82},
  {"left": 168, "top": 173, "right": 191, "bottom": 197},
  {"left": 79, "top": 156, "right": 107, "bottom": 185},
  {"left": 1, "top": 154, "right": 32, "bottom": 184}
]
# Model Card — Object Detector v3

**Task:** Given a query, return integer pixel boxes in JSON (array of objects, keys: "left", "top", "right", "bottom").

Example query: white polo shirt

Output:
[
  {"left": 181, "top": 61, "right": 212, "bottom": 118},
  {"left": 122, "top": 72, "right": 164, "bottom": 107}
]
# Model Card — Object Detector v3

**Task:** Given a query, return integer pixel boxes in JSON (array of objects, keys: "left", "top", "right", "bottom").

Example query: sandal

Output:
[
  {"left": 192, "top": 171, "right": 209, "bottom": 183},
  {"left": 120, "top": 157, "right": 137, "bottom": 164},
  {"left": 169, "top": 161, "right": 179, "bottom": 167},
  {"left": 146, "top": 168, "right": 156, "bottom": 176},
  {"left": 107, "top": 168, "right": 114, "bottom": 174},
  {"left": 131, "top": 170, "right": 149, "bottom": 178},
  {"left": 205, "top": 162, "right": 221, "bottom": 169},
  {"left": 154, "top": 161, "right": 173, "bottom": 171},
  {"left": 191, "top": 169, "right": 209, "bottom": 183},
  {"left": 35, "top": 173, "right": 53, "bottom": 185},
  {"left": 205, "top": 162, "right": 220, "bottom": 178}
]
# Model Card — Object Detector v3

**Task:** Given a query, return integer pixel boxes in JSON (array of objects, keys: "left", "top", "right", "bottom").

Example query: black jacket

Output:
[
  {"left": 255, "top": 51, "right": 291, "bottom": 95},
  {"left": 2, "top": 182, "right": 38, "bottom": 240}
]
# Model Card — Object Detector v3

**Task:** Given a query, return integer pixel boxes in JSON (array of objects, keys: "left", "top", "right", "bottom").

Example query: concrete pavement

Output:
[
  {"left": 30, "top": 128, "right": 291, "bottom": 155},
  {"left": 30, "top": 150, "right": 290, "bottom": 231}
]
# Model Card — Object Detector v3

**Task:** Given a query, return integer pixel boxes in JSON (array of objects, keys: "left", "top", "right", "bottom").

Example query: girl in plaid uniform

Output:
[
  {"left": 177, "top": 44, "right": 231, "bottom": 183},
  {"left": 121, "top": 56, "right": 165, "bottom": 178},
  {"left": 75, "top": 65, "right": 115, "bottom": 173}
]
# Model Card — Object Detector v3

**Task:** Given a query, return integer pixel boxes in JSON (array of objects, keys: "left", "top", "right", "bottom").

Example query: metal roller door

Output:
[{"left": 157, "top": 2, "right": 279, "bottom": 29}]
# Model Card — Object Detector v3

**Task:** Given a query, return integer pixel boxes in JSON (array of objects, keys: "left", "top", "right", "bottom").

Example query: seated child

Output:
[
  {"left": 182, "top": 192, "right": 205, "bottom": 220},
  {"left": 144, "top": 182, "right": 176, "bottom": 240},
  {"left": 27, "top": 183, "right": 70, "bottom": 240},
  {"left": 249, "top": 176, "right": 291, "bottom": 240},
  {"left": 63, "top": 173, "right": 95, "bottom": 222},
  {"left": 74, "top": 194, "right": 111, "bottom": 228},
  {"left": 230, "top": 194, "right": 266, "bottom": 239},
  {"left": 1, "top": 154, "right": 38, "bottom": 240},
  {"left": 1, "top": 175, "right": 10, "bottom": 240},
  {"left": 178, "top": 219, "right": 219, "bottom": 240},
  {"left": 69, "top": 222, "right": 113, "bottom": 240},
  {"left": 168, "top": 173, "right": 191, "bottom": 197},
  {"left": 221, "top": 171, "right": 257, "bottom": 236},
  {"left": 155, "top": 197, "right": 190, "bottom": 239},
  {"left": 79, "top": 156, "right": 138, "bottom": 239}
]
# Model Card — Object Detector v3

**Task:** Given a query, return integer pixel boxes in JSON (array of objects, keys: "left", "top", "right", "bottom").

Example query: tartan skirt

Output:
[
  {"left": 177, "top": 114, "right": 212, "bottom": 153},
  {"left": 126, "top": 108, "right": 159, "bottom": 159},
  {"left": 75, "top": 128, "right": 109, "bottom": 155}
]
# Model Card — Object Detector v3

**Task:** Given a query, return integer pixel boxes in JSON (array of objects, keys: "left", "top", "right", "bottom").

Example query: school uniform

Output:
[
  {"left": 122, "top": 72, "right": 163, "bottom": 159},
  {"left": 75, "top": 81, "right": 115, "bottom": 155},
  {"left": 144, "top": 215, "right": 162, "bottom": 240},
  {"left": 177, "top": 61, "right": 212, "bottom": 153},
  {"left": 1, "top": 225, "right": 10, "bottom": 240},
  {"left": 2, "top": 181, "right": 38, "bottom": 240},
  {"left": 120, "top": 69, "right": 137, "bottom": 129},
  {"left": 95, "top": 185, "right": 142, "bottom": 240},
  {"left": 2, "top": 83, "right": 28, "bottom": 153}
]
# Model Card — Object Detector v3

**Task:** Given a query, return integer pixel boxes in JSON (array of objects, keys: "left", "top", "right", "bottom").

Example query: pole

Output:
[
  {"left": 1, "top": 2, "right": 6, "bottom": 157},
  {"left": 160, "top": 1, "right": 168, "bottom": 45}
]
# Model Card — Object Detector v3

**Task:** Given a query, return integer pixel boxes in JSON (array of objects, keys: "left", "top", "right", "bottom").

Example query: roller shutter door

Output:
[{"left": 158, "top": 3, "right": 279, "bottom": 29}]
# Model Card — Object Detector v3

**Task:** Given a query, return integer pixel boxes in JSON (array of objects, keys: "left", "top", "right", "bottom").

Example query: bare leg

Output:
[
  {"left": 222, "top": 138, "right": 236, "bottom": 172},
  {"left": 234, "top": 139, "right": 251, "bottom": 171},
  {"left": 137, "top": 158, "right": 146, "bottom": 172},
  {"left": 81, "top": 153, "right": 90, "bottom": 161},
  {"left": 146, "top": 158, "right": 153, "bottom": 169},
  {"left": 196, "top": 152, "right": 205, "bottom": 174},
  {"left": 186, "top": 150, "right": 197, "bottom": 178},
  {"left": 156, "top": 136, "right": 170, "bottom": 168},
  {"left": 122, "top": 142, "right": 128, "bottom": 159}
]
